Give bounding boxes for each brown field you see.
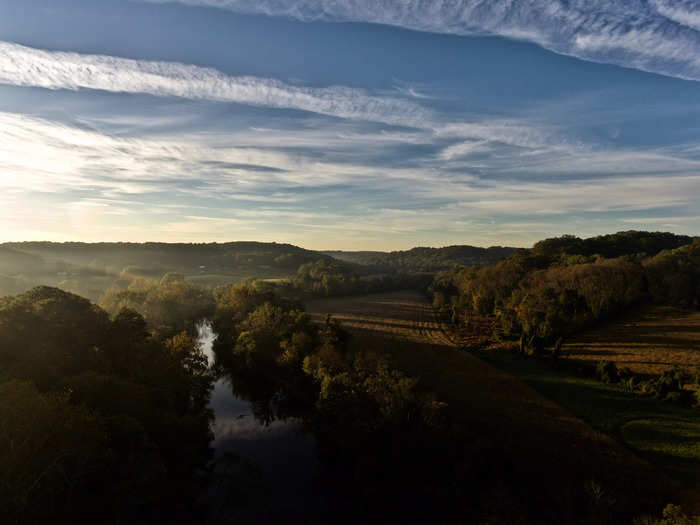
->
[306,290,455,345]
[564,306,700,375]
[305,291,698,516]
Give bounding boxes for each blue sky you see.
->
[1,0,700,250]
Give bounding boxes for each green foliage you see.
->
[299,319,446,436]
[432,231,698,344]
[644,240,700,308]
[634,504,700,525]
[596,360,620,383]
[636,366,696,406]
[515,258,646,340]
[0,287,214,524]
[0,273,32,296]
[0,381,112,524]
[211,291,454,518]
[0,241,348,301]
[0,286,110,387]
[211,280,302,359]
[553,336,564,357]
[290,258,362,296]
[159,271,186,285]
[100,277,215,336]
[235,303,315,366]
[3,240,332,277]
[479,350,700,491]
[325,244,514,272]
[533,231,693,260]
[286,258,436,299]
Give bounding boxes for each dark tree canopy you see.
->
[0,286,214,524]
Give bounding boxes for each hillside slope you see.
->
[4,241,333,277]
[324,245,515,272]
[305,291,693,520]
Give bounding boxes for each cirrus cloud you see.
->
[0,41,429,127]
[144,0,700,82]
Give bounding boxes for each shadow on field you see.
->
[305,291,694,519]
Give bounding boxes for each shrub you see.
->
[619,366,634,379]
[634,504,700,525]
[653,367,686,398]
[527,334,544,357]
[637,367,697,407]
[622,376,638,392]
[552,337,563,358]
[664,391,695,407]
[596,360,620,383]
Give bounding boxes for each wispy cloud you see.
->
[652,0,700,31]
[3,109,700,248]
[144,0,700,82]
[0,41,598,153]
[0,41,429,126]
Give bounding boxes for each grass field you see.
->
[563,306,700,375]
[185,273,290,287]
[185,274,245,287]
[479,351,700,491]
[305,291,697,517]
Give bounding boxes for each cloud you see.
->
[0,110,314,198]
[439,140,492,161]
[619,215,700,224]
[652,0,700,31]
[144,0,700,82]
[3,109,700,248]
[0,41,428,126]
[0,41,615,154]
[435,121,563,149]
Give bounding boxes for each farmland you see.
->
[306,290,452,345]
[461,304,700,497]
[482,349,700,492]
[305,290,696,517]
[563,306,700,375]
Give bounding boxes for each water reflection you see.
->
[197,320,311,444]
[196,321,320,520]
[197,320,217,366]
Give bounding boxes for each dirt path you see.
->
[306,290,696,516]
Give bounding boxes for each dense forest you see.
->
[0,286,214,523]
[325,244,515,272]
[431,231,699,343]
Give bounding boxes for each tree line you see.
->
[431,231,700,343]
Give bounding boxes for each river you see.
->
[197,322,322,521]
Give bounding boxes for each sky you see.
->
[1,0,700,250]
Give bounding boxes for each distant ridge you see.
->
[323,245,516,272]
[2,241,334,277]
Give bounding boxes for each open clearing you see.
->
[484,350,700,491]
[306,290,454,346]
[305,291,697,515]
[564,306,700,375]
